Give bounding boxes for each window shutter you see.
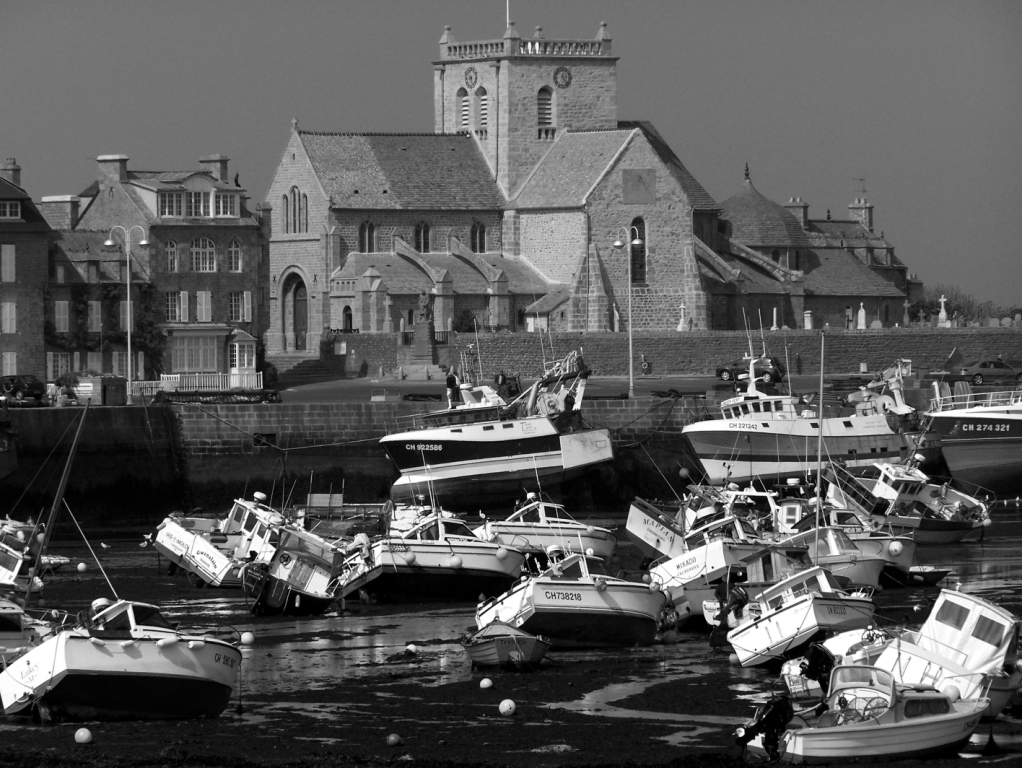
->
[47,352,53,381]
[199,291,211,322]
[73,352,80,372]
[244,291,252,322]
[181,291,189,322]
[1,244,14,281]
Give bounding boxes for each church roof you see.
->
[510,122,719,211]
[333,253,555,296]
[299,132,506,210]
[801,248,905,297]
[717,254,790,295]
[720,175,811,248]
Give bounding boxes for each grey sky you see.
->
[3,0,1019,306]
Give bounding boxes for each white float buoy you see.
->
[729,653,741,666]
[983,518,993,528]
[386,733,403,746]
[480,677,493,689]
[15,531,24,542]
[403,551,416,565]
[648,581,660,592]
[499,699,516,716]
[585,547,594,557]
[406,643,417,654]
[448,555,463,569]
[241,631,255,646]
[942,684,961,703]
[76,563,87,573]
[495,547,508,561]
[586,526,596,535]
[75,727,92,744]
[889,541,903,557]
[641,573,651,584]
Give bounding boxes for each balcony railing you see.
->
[131,372,264,398]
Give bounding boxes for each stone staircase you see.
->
[270,354,345,388]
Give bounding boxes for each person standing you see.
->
[446,368,459,409]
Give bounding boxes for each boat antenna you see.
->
[742,308,754,359]
[473,317,483,385]
[23,405,89,606]
[814,330,826,562]
[64,499,119,599]
[757,308,767,358]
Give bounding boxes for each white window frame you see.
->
[228,292,243,323]
[112,351,128,378]
[227,240,242,272]
[1,302,15,334]
[53,351,71,378]
[0,201,21,219]
[190,238,216,272]
[180,291,189,322]
[215,193,237,217]
[229,341,256,372]
[186,191,209,218]
[1,352,15,376]
[175,335,218,373]
[1,244,14,281]
[55,300,69,332]
[166,240,178,272]
[159,192,183,217]
[88,301,101,332]
[165,292,180,322]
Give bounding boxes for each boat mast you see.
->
[814,331,825,561]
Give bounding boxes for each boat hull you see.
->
[927,413,1022,496]
[625,499,686,561]
[242,567,336,616]
[875,514,985,544]
[462,631,551,668]
[481,524,617,559]
[153,518,242,587]
[0,632,240,721]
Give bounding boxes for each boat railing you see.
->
[930,387,1022,413]
[391,404,508,432]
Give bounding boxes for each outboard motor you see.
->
[800,642,837,696]
[735,695,794,759]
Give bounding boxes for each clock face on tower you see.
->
[553,66,572,89]
[465,67,478,88]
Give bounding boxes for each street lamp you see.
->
[612,227,643,399]
[104,226,149,404]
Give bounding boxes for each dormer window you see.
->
[0,201,21,219]
[186,192,210,218]
[159,193,182,217]
[215,192,237,217]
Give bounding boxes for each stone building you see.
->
[35,154,268,382]
[263,21,921,373]
[0,159,51,379]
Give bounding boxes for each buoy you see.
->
[499,699,516,716]
[405,643,417,654]
[585,548,594,557]
[75,728,92,744]
[36,533,44,544]
[661,630,679,644]
[480,678,493,689]
[943,685,961,702]
[495,547,508,561]
[594,578,608,593]
[889,541,903,557]
[403,551,416,565]
[648,581,660,592]
[448,555,463,569]
[983,518,993,527]
[386,733,403,746]
[586,526,596,535]
[241,631,255,645]
[641,573,651,584]
[76,563,87,573]
[729,653,741,666]
[15,531,24,542]
[679,467,690,479]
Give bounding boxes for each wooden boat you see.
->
[739,665,987,763]
[474,493,617,560]
[379,349,614,512]
[461,621,551,668]
[241,525,347,616]
[682,359,932,486]
[0,598,242,722]
[152,492,286,587]
[726,566,875,667]
[475,549,677,648]
[782,589,1022,719]
[335,511,526,602]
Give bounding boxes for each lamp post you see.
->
[612,227,643,399]
[104,226,149,404]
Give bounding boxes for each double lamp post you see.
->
[103,225,149,404]
[612,227,643,399]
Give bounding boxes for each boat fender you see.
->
[157,637,180,648]
[188,640,205,650]
[89,637,106,646]
[942,685,961,703]
[594,578,608,593]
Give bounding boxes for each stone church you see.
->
[263,21,916,367]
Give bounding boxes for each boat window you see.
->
[0,548,20,573]
[0,612,22,632]
[829,528,860,553]
[972,615,1007,647]
[820,570,844,590]
[904,698,951,718]
[132,604,176,630]
[442,520,476,538]
[243,514,257,533]
[255,523,266,541]
[419,523,439,541]
[740,405,750,415]
[935,598,970,630]
[96,606,132,631]
[761,554,774,582]
[555,561,584,580]
[751,402,761,413]
[521,508,541,523]
[585,557,610,576]
[548,507,573,521]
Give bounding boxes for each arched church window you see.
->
[281,195,289,234]
[537,87,554,139]
[457,88,470,130]
[302,193,308,233]
[475,88,488,136]
[290,187,300,234]
[771,249,780,263]
[630,217,646,283]
[471,222,486,253]
[359,222,376,253]
[415,222,431,253]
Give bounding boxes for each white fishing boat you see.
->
[782,589,1022,719]
[0,538,44,595]
[682,358,931,486]
[738,665,986,763]
[240,525,347,616]
[475,548,679,648]
[461,621,551,668]
[829,461,990,544]
[775,528,885,590]
[0,597,243,722]
[152,492,287,587]
[926,383,1022,497]
[380,349,614,512]
[474,493,617,560]
[625,486,727,561]
[726,566,876,667]
[336,512,526,602]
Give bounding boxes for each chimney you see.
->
[785,197,809,230]
[199,154,229,182]
[39,196,81,229]
[1,158,21,187]
[97,154,129,185]
[848,197,874,232]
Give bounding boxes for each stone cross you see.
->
[676,303,686,332]
[856,302,866,330]
[903,298,911,327]
[938,294,948,327]
[383,293,394,333]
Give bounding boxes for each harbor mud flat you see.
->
[6,515,1022,768]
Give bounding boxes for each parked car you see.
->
[715,356,786,383]
[0,374,47,401]
[944,359,1022,386]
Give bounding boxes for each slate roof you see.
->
[300,132,506,210]
[806,219,906,268]
[50,230,139,283]
[333,253,555,296]
[718,254,790,295]
[511,130,634,208]
[525,288,570,314]
[0,177,51,230]
[800,248,905,297]
[620,121,719,212]
[720,177,810,248]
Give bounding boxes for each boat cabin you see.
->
[543,552,612,581]
[783,528,864,563]
[88,599,178,639]
[756,566,845,611]
[403,515,481,543]
[868,463,928,502]
[506,496,578,526]
[275,527,345,572]
[818,666,896,726]
[684,516,761,549]
[913,590,1019,677]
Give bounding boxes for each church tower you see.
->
[434,21,618,196]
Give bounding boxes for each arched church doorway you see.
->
[343,305,353,331]
[282,273,309,351]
